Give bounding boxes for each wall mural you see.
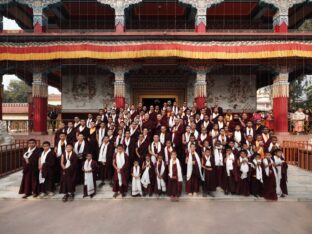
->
[207,75,257,111]
[62,74,114,112]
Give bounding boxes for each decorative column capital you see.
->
[272,71,289,98]
[32,72,48,98]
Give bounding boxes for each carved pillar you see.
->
[115,14,125,33]
[32,71,48,133]
[273,12,288,33]
[33,13,47,33]
[272,67,289,133]
[194,68,207,109]
[0,75,3,120]
[195,14,206,33]
[112,67,126,108]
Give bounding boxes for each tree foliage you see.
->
[3,80,31,103]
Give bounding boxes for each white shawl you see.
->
[156,160,166,191]
[252,159,263,183]
[164,146,173,165]
[74,141,85,156]
[132,166,142,196]
[98,143,108,163]
[57,140,67,157]
[214,147,223,166]
[98,128,106,144]
[169,158,183,182]
[186,152,203,181]
[23,147,36,159]
[84,159,95,195]
[124,137,131,156]
[205,155,212,167]
[273,156,283,195]
[160,133,166,145]
[141,162,151,188]
[116,152,125,186]
[39,149,51,184]
[150,142,162,164]
[240,162,249,180]
[225,153,235,176]
[65,151,72,169]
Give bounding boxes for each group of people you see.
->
[19,101,288,202]
[291,108,312,134]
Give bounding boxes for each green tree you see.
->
[289,78,304,112]
[3,80,31,103]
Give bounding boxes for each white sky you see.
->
[2,17,61,95]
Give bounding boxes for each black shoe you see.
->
[113,192,118,198]
[280,194,286,198]
[90,194,95,198]
[99,182,105,187]
[224,191,229,195]
[83,195,87,198]
[22,194,30,199]
[62,195,68,202]
[149,193,153,197]
[68,194,74,201]
[122,193,126,197]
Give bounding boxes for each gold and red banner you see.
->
[0,41,312,61]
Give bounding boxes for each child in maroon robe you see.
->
[202,148,216,197]
[167,151,183,201]
[223,147,237,195]
[262,152,278,201]
[250,153,263,197]
[185,144,203,196]
[38,141,56,197]
[59,144,78,202]
[141,154,156,197]
[19,139,41,198]
[273,149,288,198]
[155,154,167,196]
[112,145,129,198]
[237,158,250,196]
[98,136,115,186]
[83,153,97,198]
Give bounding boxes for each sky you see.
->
[2,17,61,95]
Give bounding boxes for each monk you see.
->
[185,144,203,196]
[250,153,263,197]
[273,149,288,198]
[74,133,89,185]
[167,151,183,201]
[82,153,97,198]
[223,147,237,195]
[262,152,278,201]
[237,158,250,196]
[98,136,115,186]
[19,139,41,198]
[141,154,155,197]
[155,154,167,196]
[54,132,67,184]
[112,145,129,198]
[38,141,56,197]
[131,160,142,197]
[202,148,216,197]
[213,140,224,189]
[59,144,78,202]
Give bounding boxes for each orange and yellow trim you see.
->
[0,41,312,61]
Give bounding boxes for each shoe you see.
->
[83,195,87,198]
[90,194,95,198]
[149,193,153,197]
[113,192,118,198]
[22,194,29,199]
[122,193,126,198]
[280,194,286,198]
[224,191,229,195]
[209,192,215,198]
[99,182,105,187]
[62,195,68,202]
[32,194,38,198]
[68,194,74,201]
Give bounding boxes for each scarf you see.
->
[98,128,106,144]
[246,127,253,137]
[252,159,263,183]
[124,137,131,155]
[156,160,166,191]
[205,155,211,167]
[218,121,224,129]
[116,152,125,186]
[74,140,85,157]
[186,152,203,181]
[150,142,161,164]
[164,146,173,165]
[67,127,73,135]
[39,149,51,184]
[65,151,72,169]
[130,126,138,136]
[184,132,191,143]
[240,162,249,180]
[79,125,85,133]
[225,153,235,176]
[98,143,108,163]
[262,133,269,143]
[268,143,280,153]
[273,156,283,195]
[57,140,67,157]
[132,166,142,195]
[200,133,207,142]
[23,147,36,159]
[84,159,95,195]
[214,147,223,166]
[115,135,124,147]
[169,158,183,182]
[141,161,151,188]
[160,133,166,145]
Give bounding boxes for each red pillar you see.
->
[272,72,289,133]
[273,97,289,132]
[195,97,206,110]
[273,15,288,33]
[0,82,3,120]
[33,15,46,33]
[195,15,206,33]
[32,73,48,134]
[115,97,125,109]
[115,15,125,33]
[32,97,48,133]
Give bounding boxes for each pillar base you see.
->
[34,23,46,33]
[273,97,289,133]
[32,97,47,133]
[274,22,288,33]
[115,97,125,109]
[195,97,206,110]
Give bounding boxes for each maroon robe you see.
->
[142,161,156,195]
[39,150,56,193]
[223,156,238,194]
[202,155,216,193]
[262,159,278,201]
[167,162,182,197]
[185,154,201,194]
[19,147,41,196]
[59,152,78,194]
[135,139,149,165]
[250,162,263,197]
[97,142,115,181]
[112,153,129,193]
[237,164,251,196]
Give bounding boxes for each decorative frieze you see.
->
[272,73,289,98]
[32,73,48,98]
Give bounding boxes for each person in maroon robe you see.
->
[262,152,278,201]
[87,121,99,161]
[123,130,135,180]
[54,132,67,185]
[237,158,250,196]
[141,113,155,138]
[273,149,288,198]
[74,134,89,185]
[250,153,263,197]
[112,145,129,198]
[38,141,56,197]
[82,153,97,198]
[76,119,90,139]
[185,144,203,196]
[98,136,115,186]
[54,122,66,147]
[19,139,41,198]
[66,121,76,145]
[155,154,167,196]
[213,140,224,189]
[141,154,156,197]
[167,151,183,201]
[223,147,237,195]
[59,144,78,202]
[135,133,149,165]
[202,148,216,197]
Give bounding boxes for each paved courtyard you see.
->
[0,200,311,234]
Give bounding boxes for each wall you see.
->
[62,73,114,113]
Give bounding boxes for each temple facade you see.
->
[0,0,312,134]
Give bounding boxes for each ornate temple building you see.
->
[0,0,312,134]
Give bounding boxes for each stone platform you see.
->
[0,165,311,202]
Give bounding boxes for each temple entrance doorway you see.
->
[142,97,176,107]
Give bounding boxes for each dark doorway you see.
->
[142,98,176,108]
